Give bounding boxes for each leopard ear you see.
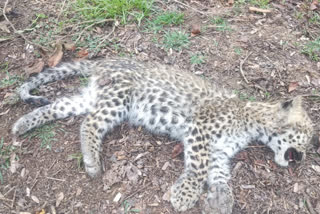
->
[281,96,302,110]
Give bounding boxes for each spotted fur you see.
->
[12,58,314,214]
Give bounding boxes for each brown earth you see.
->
[0,0,320,214]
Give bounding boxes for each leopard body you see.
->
[12,58,314,214]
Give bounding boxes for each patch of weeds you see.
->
[68,153,83,169]
[211,17,231,32]
[31,13,48,27]
[0,137,17,184]
[26,124,61,150]
[123,200,140,214]
[190,54,205,65]
[74,34,109,54]
[250,0,269,9]
[0,62,21,88]
[233,90,256,101]
[145,11,185,33]
[302,37,320,61]
[73,0,153,25]
[309,12,320,24]
[234,47,243,55]
[163,31,189,50]
[233,0,247,14]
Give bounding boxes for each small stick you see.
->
[123,183,151,201]
[249,7,272,13]
[172,0,211,15]
[11,189,16,208]
[3,0,51,51]
[303,192,317,214]
[46,176,66,182]
[239,52,252,84]
[0,197,13,202]
[30,172,40,192]
[57,0,67,21]
[75,19,114,44]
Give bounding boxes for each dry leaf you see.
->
[310,0,318,10]
[191,24,201,37]
[31,195,40,203]
[76,187,82,197]
[56,192,64,207]
[171,143,184,158]
[113,192,122,203]
[25,59,45,76]
[63,42,76,51]
[311,165,320,173]
[48,43,63,67]
[228,0,234,6]
[288,82,299,93]
[26,187,30,197]
[77,49,89,58]
[9,153,19,173]
[0,21,10,33]
[36,209,46,214]
[162,189,171,201]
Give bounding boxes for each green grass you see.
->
[233,90,256,101]
[26,124,60,150]
[302,37,320,61]
[163,31,189,50]
[309,12,320,24]
[190,54,205,65]
[123,200,140,214]
[211,17,231,32]
[0,138,17,184]
[234,47,243,55]
[249,0,269,8]
[68,153,83,169]
[0,63,21,88]
[145,11,185,33]
[73,0,153,24]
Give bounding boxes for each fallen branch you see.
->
[249,7,272,13]
[3,0,52,51]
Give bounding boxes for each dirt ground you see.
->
[0,0,320,214]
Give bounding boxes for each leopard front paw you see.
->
[82,155,101,177]
[203,183,234,214]
[170,175,201,211]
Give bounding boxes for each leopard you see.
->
[12,58,314,214]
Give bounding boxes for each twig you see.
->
[30,171,40,192]
[45,176,66,182]
[75,19,114,44]
[11,189,16,208]
[249,7,272,14]
[94,24,116,53]
[57,0,67,21]
[172,0,211,16]
[239,52,252,84]
[3,0,51,51]
[0,197,13,202]
[303,192,317,214]
[123,183,152,201]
